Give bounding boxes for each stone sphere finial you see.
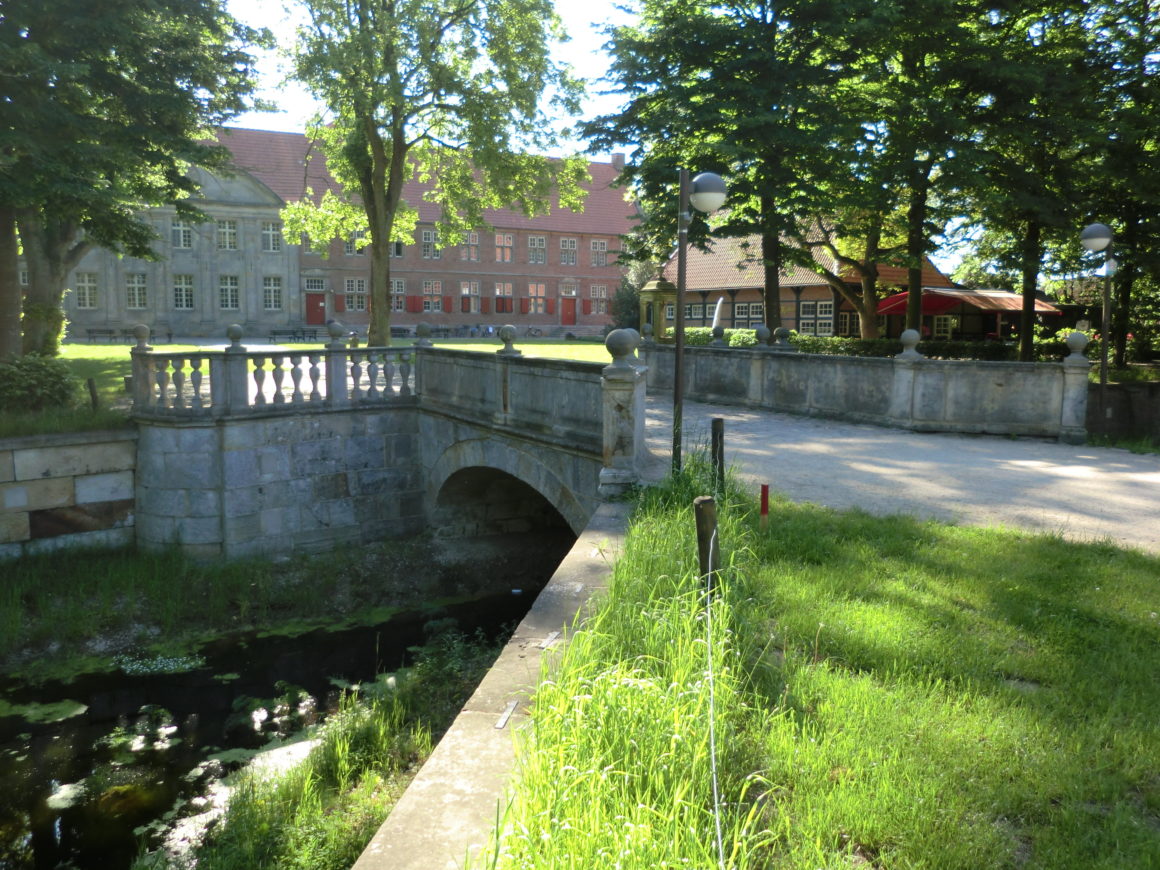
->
[225,323,244,352]
[326,320,346,341]
[754,324,771,346]
[132,324,151,351]
[711,324,727,347]
[497,324,521,357]
[897,328,923,359]
[415,322,433,348]
[604,327,639,369]
[640,322,655,347]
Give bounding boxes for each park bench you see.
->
[268,328,305,343]
[85,328,117,343]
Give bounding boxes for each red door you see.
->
[561,297,577,326]
[305,293,326,325]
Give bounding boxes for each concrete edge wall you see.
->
[0,429,137,560]
[351,499,632,870]
[643,344,1086,440]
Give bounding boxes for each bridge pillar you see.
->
[600,329,647,497]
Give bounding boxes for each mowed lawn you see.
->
[481,466,1160,869]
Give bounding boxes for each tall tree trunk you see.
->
[0,207,21,358]
[1017,218,1042,363]
[18,211,75,356]
[858,224,882,338]
[760,193,782,330]
[1113,215,1139,369]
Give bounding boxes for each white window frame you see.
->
[460,232,479,261]
[344,277,367,311]
[591,238,608,266]
[173,274,195,310]
[528,282,546,314]
[263,276,283,311]
[75,273,99,309]
[261,221,283,253]
[126,273,148,310]
[560,237,577,266]
[495,232,513,263]
[422,279,442,313]
[421,229,441,260]
[217,220,238,251]
[218,275,240,310]
[528,235,546,265]
[305,277,326,293]
[171,219,193,249]
[391,278,406,312]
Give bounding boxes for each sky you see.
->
[224,0,633,157]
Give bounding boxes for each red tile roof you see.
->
[663,232,954,291]
[213,127,636,234]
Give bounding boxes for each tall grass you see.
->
[480,464,1160,869]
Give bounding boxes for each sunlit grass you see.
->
[480,464,1160,869]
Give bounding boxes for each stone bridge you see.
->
[129,325,646,560]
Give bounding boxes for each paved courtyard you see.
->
[645,398,1160,555]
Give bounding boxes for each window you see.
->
[528,235,546,264]
[263,276,283,310]
[389,240,404,258]
[344,230,366,256]
[495,233,513,262]
[750,302,765,325]
[495,282,513,314]
[173,274,195,310]
[422,279,442,312]
[217,220,237,251]
[560,237,577,266]
[591,238,608,267]
[816,301,834,336]
[734,303,750,322]
[126,273,148,310]
[75,273,98,309]
[19,270,29,286]
[219,275,240,310]
[528,282,546,314]
[421,229,440,260]
[262,221,283,252]
[560,284,577,297]
[838,311,859,336]
[460,280,481,313]
[590,284,608,315]
[391,278,406,312]
[305,277,326,293]
[172,219,193,249]
[934,315,958,340]
[664,302,675,321]
[460,232,479,261]
[344,277,367,311]
[684,304,700,320]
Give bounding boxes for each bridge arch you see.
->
[426,437,590,536]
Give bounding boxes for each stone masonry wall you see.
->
[0,430,137,560]
[136,406,424,560]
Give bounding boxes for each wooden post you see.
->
[694,495,719,593]
[86,377,99,410]
[711,417,724,495]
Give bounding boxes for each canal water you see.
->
[0,587,542,869]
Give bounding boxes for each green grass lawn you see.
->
[480,463,1160,869]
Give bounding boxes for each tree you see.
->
[584,0,868,331]
[283,0,586,346]
[0,0,267,356]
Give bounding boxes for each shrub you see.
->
[0,354,80,412]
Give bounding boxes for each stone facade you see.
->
[0,430,137,559]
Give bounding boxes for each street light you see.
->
[673,169,727,472]
[1080,222,1115,421]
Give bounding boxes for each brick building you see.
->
[49,128,636,341]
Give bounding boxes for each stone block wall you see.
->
[0,430,137,559]
[136,406,424,560]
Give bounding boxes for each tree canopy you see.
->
[0,0,267,356]
[283,0,588,345]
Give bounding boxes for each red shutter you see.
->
[547,298,555,315]
[461,296,470,313]
[582,299,592,316]
[334,295,346,313]
[482,297,491,314]
[443,295,453,313]
[520,298,529,314]
[406,295,423,313]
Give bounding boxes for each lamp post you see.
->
[673,169,727,472]
[1080,222,1115,422]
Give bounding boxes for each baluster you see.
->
[290,354,304,403]
[399,352,412,397]
[171,358,186,410]
[272,355,287,404]
[366,353,380,400]
[154,358,170,409]
[189,357,204,409]
[252,356,267,406]
[349,353,364,401]
[308,353,322,402]
[383,353,396,396]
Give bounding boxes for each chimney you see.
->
[611,152,626,172]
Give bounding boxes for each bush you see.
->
[0,354,80,412]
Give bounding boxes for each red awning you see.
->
[877,289,1062,316]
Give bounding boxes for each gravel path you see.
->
[644,397,1160,555]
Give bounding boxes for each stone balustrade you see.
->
[130,322,417,419]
